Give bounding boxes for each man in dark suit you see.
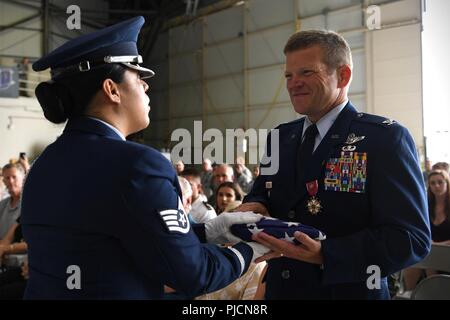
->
[21,16,268,299]
[238,30,431,299]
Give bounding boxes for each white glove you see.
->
[205,211,263,244]
[247,242,271,262]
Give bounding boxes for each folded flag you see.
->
[230,217,326,244]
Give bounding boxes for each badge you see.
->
[342,145,356,151]
[306,180,322,215]
[345,133,365,144]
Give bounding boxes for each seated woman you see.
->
[215,182,245,215]
[402,169,450,291]
[0,218,28,299]
[195,182,266,300]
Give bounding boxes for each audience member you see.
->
[234,157,253,193]
[173,160,185,175]
[215,182,244,215]
[0,219,27,299]
[208,164,234,207]
[403,169,450,290]
[181,168,216,223]
[432,161,449,173]
[0,163,24,239]
[200,158,214,198]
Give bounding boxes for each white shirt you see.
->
[88,117,126,141]
[190,194,217,223]
[302,99,348,152]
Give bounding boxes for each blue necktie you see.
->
[297,124,318,182]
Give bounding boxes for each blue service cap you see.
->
[32,16,154,79]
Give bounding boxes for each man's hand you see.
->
[234,202,269,216]
[0,244,7,265]
[205,212,263,244]
[252,231,324,265]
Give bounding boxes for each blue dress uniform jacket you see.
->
[244,102,431,299]
[21,117,253,299]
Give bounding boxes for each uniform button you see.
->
[288,210,295,219]
[281,270,290,279]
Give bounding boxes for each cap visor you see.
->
[121,62,155,79]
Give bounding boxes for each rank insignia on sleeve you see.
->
[159,198,191,234]
[382,119,396,126]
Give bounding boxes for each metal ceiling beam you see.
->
[0,12,41,33]
[0,25,41,32]
[42,0,49,55]
[0,0,40,11]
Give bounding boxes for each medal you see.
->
[306,180,322,215]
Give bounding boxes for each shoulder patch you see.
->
[354,113,398,128]
[158,198,191,234]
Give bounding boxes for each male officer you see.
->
[238,30,431,299]
[21,16,268,299]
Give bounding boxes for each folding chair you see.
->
[411,274,450,300]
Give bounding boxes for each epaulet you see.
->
[353,112,398,128]
[275,117,304,129]
[202,201,214,210]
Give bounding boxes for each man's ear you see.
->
[337,64,352,88]
[102,79,121,104]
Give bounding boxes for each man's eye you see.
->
[302,70,314,76]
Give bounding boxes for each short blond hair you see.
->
[284,29,353,70]
[2,162,25,175]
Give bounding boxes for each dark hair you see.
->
[35,64,126,124]
[216,182,244,202]
[427,170,450,222]
[284,30,352,70]
[431,162,449,172]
